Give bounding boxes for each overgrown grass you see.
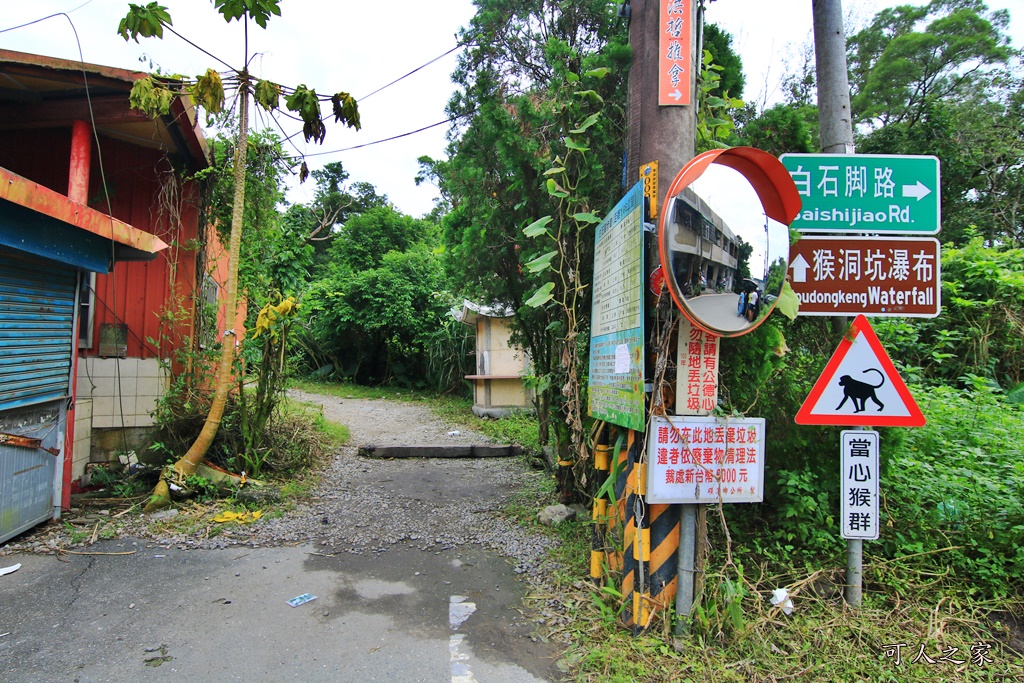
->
[882,385,1024,599]
[289,377,431,402]
[281,396,350,450]
[541,509,1024,682]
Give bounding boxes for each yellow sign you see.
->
[640,161,658,219]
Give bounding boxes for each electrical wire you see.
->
[275,42,467,150]
[65,14,133,447]
[0,1,94,34]
[357,43,464,101]
[290,119,451,159]
[9,9,462,195]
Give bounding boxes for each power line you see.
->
[275,42,468,150]
[0,1,94,34]
[290,119,451,159]
[358,43,464,101]
[276,45,472,158]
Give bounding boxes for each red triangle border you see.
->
[795,315,926,427]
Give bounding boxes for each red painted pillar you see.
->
[62,119,92,512]
[68,120,92,204]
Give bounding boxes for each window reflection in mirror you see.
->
[662,164,790,336]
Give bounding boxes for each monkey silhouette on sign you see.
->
[836,368,885,413]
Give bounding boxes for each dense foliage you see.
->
[885,384,1024,598]
[432,0,632,449]
[301,211,452,385]
[151,0,1024,609]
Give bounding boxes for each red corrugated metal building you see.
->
[0,50,240,533]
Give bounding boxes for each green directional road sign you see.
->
[781,154,940,234]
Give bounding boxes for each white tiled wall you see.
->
[72,398,92,479]
[78,357,169,429]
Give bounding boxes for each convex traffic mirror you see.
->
[658,147,802,337]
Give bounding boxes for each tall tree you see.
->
[737,103,815,156]
[858,96,1024,247]
[437,0,629,449]
[301,205,447,384]
[847,0,1015,127]
[848,1,1022,247]
[288,162,391,272]
[703,22,744,100]
[117,0,360,510]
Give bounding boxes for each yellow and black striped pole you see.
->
[614,430,641,631]
[646,502,681,619]
[590,441,612,583]
[605,428,682,634]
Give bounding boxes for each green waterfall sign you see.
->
[781,154,940,234]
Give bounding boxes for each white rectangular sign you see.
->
[840,430,880,540]
[647,415,765,503]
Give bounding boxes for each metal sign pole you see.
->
[845,425,870,607]
[840,426,879,607]
[845,423,869,607]
[846,538,863,607]
[674,503,697,635]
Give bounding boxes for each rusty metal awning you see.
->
[0,166,167,273]
[0,49,209,172]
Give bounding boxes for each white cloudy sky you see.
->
[1,1,1021,218]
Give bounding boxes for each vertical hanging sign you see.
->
[675,318,719,415]
[840,430,880,540]
[659,0,692,106]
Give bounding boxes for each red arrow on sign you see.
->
[795,315,925,427]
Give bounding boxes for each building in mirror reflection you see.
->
[668,187,751,296]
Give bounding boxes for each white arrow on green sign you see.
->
[781,154,940,234]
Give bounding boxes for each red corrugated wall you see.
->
[0,127,214,362]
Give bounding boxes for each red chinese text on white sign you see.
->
[646,415,765,504]
[676,319,719,415]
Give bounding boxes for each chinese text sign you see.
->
[647,415,765,504]
[841,430,880,540]
[659,0,691,106]
[781,154,940,234]
[675,319,719,415]
[588,182,645,432]
[789,236,941,317]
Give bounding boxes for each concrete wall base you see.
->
[471,406,534,419]
[90,426,155,463]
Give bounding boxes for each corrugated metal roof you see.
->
[0,49,209,171]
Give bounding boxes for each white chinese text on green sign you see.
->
[781,154,940,234]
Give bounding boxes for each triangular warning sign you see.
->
[795,315,925,427]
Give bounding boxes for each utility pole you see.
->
[623,0,700,635]
[625,0,698,194]
[813,0,855,155]
[812,0,860,608]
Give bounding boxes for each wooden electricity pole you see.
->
[625,0,698,199]
[623,0,701,636]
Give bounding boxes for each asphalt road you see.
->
[0,538,558,682]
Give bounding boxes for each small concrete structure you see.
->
[453,301,533,418]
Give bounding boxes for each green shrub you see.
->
[882,384,1024,598]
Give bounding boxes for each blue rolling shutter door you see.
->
[0,248,77,411]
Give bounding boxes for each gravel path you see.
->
[2,392,563,585]
[249,390,559,578]
[289,389,494,446]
